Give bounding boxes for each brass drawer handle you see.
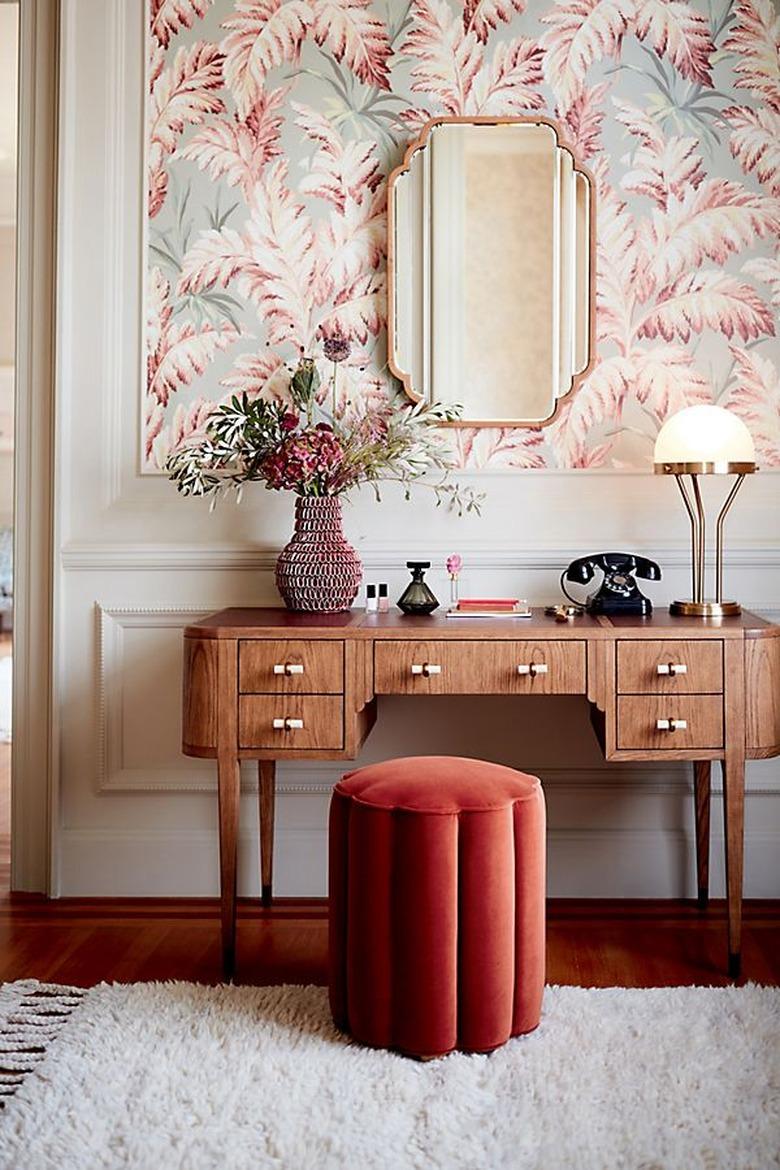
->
[411,663,442,677]
[518,663,548,676]
[656,718,688,732]
[272,717,305,731]
[273,663,305,675]
[657,663,688,676]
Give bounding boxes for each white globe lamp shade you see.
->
[654,405,756,472]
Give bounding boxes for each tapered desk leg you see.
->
[693,761,711,909]
[722,754,745,979]
[259,761,276,907]
[217,753,240,981]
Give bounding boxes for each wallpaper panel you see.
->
[145,0,780,471]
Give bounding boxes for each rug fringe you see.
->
[0,980,88,1105]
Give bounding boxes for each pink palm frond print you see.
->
[151,0,214,49]
[476,37,545,113]
[178,86,288,199]
[148,41,225,218]
[561,81,608,158]
[724,106,780,196]
[721,344,780,465]
[402,0,483,115]
[464,0,527,44]
[221,0,312,120]
[631,0,714,86]
[638,271,775,344]
[310,0,392,89]
[541,0,632,112]
[145,0,780,473]
[723,0,780,112]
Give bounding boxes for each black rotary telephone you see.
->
[562,553,661,616]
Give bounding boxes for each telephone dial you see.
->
[562,553,662,616]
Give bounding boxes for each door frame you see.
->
[12,0,60,893]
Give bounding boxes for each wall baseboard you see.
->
[57,824,780,900]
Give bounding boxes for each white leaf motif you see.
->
[638,271,775,343]
[221,0,313,121]
[631,0,713,86]
[402,0,483,116]
[541,0,635,112]
[464,0,527,44]
[724,106,780,196]
[150,0,214,49]
[221,351,290,399]
[310,0,391,89]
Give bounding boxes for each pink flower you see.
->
[261,426,345,494]
[281,411,299,433]
[447,554,463,576]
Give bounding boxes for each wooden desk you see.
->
[182,608,780,979]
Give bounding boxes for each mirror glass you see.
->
[389,119,594,426]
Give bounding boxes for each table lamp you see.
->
[653,404,757,617]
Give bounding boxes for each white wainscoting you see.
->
[49,0,780,899]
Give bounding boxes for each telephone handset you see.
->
[562,553,661,616]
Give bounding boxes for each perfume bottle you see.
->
[446,553,462,609]
[397,562,439,615]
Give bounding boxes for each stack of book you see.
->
[446,598,531,619]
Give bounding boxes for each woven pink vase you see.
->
[276,496,362,613]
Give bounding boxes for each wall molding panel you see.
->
[96,604,212,792]
[63,543,780,574]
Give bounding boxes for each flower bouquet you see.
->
[165,338,482,612]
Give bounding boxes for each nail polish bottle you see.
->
[365,584,378,612]
[378,583,389,613]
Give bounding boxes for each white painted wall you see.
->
[52,0,780,899]
[0,4,17,528]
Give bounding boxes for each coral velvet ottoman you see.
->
[328,756,546,1059]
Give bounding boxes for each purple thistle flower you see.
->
[322,333,352,364]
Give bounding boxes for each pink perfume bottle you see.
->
[447,554,462,609]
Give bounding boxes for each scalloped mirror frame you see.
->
[387,116,597,429]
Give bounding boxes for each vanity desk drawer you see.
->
[617,695,723,750]
[374,640,586,695]
[238,695,344,750]
[239,640,344,694]
[617,640,723,694]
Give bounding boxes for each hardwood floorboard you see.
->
[0,895,777,989]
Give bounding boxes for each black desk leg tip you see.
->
[697,887,709,910]
[223,949,236,984]
[728,951,741,980]
[261,884,272,908]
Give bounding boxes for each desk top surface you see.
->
[186,607,778,640]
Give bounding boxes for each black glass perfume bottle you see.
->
[397,562,439,615]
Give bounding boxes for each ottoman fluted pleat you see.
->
[328,756,546,1059]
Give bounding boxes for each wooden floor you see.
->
[1,895,778,989]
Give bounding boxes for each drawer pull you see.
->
[517,663,548,676]
[656,718,688,732]
[410,663,442,677]
[272,717,305,731]
[657,663,688,676]
[273,663,305,676]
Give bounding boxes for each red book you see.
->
[457,598,518,610]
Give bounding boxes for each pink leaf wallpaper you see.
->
[145,0,780,471]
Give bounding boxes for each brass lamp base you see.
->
[670,599,742,618]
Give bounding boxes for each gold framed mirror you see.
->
[387,117,596,427]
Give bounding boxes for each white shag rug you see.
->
[0,981,777,1170]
